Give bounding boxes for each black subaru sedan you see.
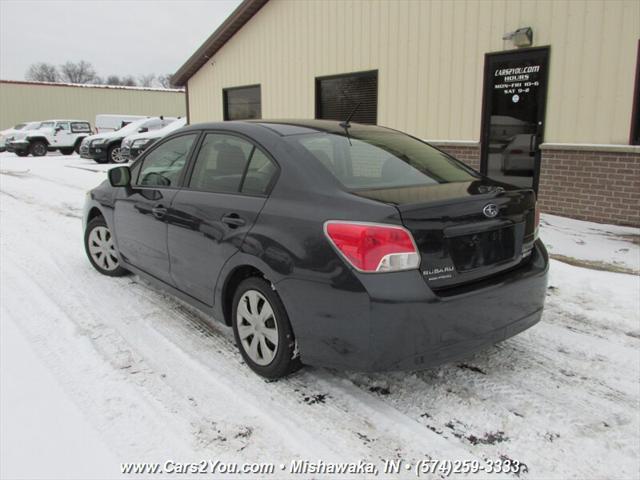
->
[83,120,548,379]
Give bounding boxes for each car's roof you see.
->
[44,119,90,123]
[182,119,388,137]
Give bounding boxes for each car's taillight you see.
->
[324,221,420,273]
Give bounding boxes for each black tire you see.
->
[232,277,302,379]
[108,144,125,163]
[30,140,47,157]
[84,216,129,277]
[60,148,74,155]
[15,151,28,157]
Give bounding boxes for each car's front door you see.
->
[52,122,72,147]
[167,132,278,305]
[113,133,199,283]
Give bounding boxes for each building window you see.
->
[631,40,640,145]
[223,85,261,121]
[316,70,378,125]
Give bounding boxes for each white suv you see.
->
[6,119,92,157]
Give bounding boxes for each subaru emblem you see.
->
[483,203,499,218]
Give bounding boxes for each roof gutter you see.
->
[172,0,269,87]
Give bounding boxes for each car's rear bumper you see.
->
[275,240,549,371]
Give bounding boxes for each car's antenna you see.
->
[339,102,361,129]
[339,102,361,146]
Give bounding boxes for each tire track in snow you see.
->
[1,191,482,477]
[2,155,638,478]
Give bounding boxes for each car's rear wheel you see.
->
[108,144,125,163]
[59,147,74,155]
[84,217,128,277]
[30,140,47,157]
[232,277,301,379]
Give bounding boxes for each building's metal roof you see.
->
[172,0,269,87]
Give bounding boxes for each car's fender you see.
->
[26,135,50,145]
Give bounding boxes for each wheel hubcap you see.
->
[87,226,119,271]
[237,290,278,366]
[111,147,123,163]
[34,144,45,156]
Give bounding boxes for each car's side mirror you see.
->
[108,166,131,187]
[138,127,148,133]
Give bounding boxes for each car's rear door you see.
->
[166,131,278,306]
[113,132,199,284]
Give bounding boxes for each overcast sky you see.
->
[0,0,242,82]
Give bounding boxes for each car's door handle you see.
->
[221,213,245,228]
[152,205,167,219]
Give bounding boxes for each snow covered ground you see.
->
[540,213,639,274]
[1,153,639,480]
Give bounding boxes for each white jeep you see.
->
[6,119,92,157]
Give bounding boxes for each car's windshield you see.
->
[117,118,152,135]
[24,123,42,131]
[39,122,54,129]
[14,123,26,130]
[293,130,478,190]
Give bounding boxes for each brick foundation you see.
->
[431,141,640,228]
[538,146,640,227]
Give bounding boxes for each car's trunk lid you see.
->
[353,180,537,291]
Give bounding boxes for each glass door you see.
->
[480,47,549,191]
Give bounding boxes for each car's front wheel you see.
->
[84,217,128,276]
[232,277,301,379]
[30,140,47,157]
[108,144,125,163]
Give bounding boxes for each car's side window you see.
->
[71,122,91,133]
[56,122,70,131]
[240,148,277,195]
[188,133,254,193]
[136,134,197,187]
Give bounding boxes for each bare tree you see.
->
[26,62,59,82]
[105,75,123,86]
[121,76,137,87]
[59,60,97,84]
[138,74,156,87]
[25,59,163,88]
[157,73,174,89]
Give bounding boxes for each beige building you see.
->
[0,80,186,131]
[174,0,640,226]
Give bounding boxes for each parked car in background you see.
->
[6,119,92,157]
[86,117,176,164]
[0,121,40,152]
[79,135,92,159]
[501,133,536,174]
[95,114,147,133]
[83,119,548,379]
[121,118,187,162]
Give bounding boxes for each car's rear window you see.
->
[293,130,477,189]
